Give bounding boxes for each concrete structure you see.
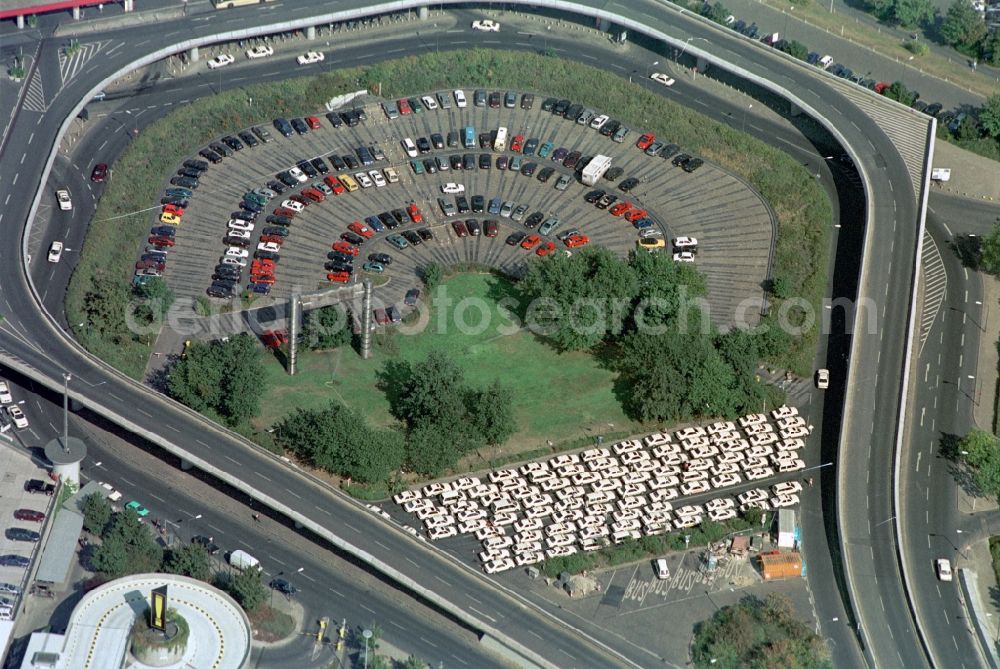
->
[18,573,251,669]
[777,508,796,549]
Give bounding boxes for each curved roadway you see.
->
[0,1,930,667]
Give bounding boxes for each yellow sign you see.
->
[150,586,168,631]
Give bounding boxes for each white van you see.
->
[228,549,261,571]
[494,126,508,152]
[653,558,670,579]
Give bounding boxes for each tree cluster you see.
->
[866,0,934,28]
[958,429,1000,498]
[301,304,353,351]
[691,593,832,668]
[977,218,1000,276]
[388,351,516,476]
[517,248,783,424]
[82,493,267,612]
[275,403,406,483]
[167,333,264,426]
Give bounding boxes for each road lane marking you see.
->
[253,471,271,482]
[388,620,405,629]
[166,424,179,432]
[374,540,391,550]
[467,606,496,622]
[344,522,360,532]
[420,636,438,648]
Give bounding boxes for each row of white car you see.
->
[0,380,29,430]
[474,480,805,574]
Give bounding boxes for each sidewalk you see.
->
[932,142,1000,204]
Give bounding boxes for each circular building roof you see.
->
[58,572,251,669]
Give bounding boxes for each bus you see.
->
[463,126,475,149]
[493,127,508,152]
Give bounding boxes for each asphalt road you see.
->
[0,373,504,669]
[0,2,933,667]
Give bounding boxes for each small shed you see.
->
[759,551,803,580]
[777,509,796,548]
[730,535,749,556]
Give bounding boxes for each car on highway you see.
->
[472,19,500,31]
[297,51,325,65]
[0,382,10,404]
[55,189,72,211]
[245,45,273,59]
[650,72,676,86]
[90,163,109,182]
[191,535,220,554]
[936,558,953,582]
[816,369,830,389]
[125,500,150,517]
[47,241,63,263]
[207,54,235,69]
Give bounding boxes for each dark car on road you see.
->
[90,164,109,182]
[191,535,220,555]
[270,578,297,595]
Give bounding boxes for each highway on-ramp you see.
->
[0,1,932,667]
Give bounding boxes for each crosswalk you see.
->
[58,40,111,86]
[918,230,946,357]
[22,68,46,113]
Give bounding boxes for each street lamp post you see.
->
[61,372,71,452]
[362,628,373,669]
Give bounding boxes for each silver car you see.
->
[539,217,561,235]
[512,204,529,222]
[500,201,515,218]
[555,174,572,191]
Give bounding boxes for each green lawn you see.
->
[255,273,640,449]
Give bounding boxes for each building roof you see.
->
[33,508,82,585]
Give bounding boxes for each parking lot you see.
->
[0,442,55,621]
[389,405,812,574]
[156,89,774,327]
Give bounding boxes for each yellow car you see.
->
[159,211,181,225]
[637,237,665,250]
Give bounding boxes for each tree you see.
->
[978,219,1000,275]
[228,568,266,612]
[407,424,462,477]
[81,492,112,536]
[979,94,1000,140]
[276,403,404,483]
[702,1,732,24]
[960,429,1000,497]
[167,334,264,426]
[163,543,212,581]
[84,271,132,342]
[302,305,352,350]
[90,508,163,578]
[691,594,832,668]
[134,277,175,321]
[883,81,917,106]
[422,262,443,292]
[401,656,427,669]
[956,114,981,141]
[888,0,934,26]
[985,30,1000,67]
[940,0,987,53]
[393,351,469,429]
[467,379,516,447]
[778,39,810,61]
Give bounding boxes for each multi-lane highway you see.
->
[0,1,940,667]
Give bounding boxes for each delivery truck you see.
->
[228,549,262,571]
[581,154,613,186]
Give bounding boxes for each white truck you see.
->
[228,549,262,571]
[581,154,613,187]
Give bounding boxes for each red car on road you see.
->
[90,163,109,182]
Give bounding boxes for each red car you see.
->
[135,259,166,271]
[90,163,109,182]
[328,271,351,283]
[290,194,311,207]
[14,509,45,522]
[348,221,374,238]
[397,98,412,114]
[331,241,359,256]
[407,203,423,223]
[302,187,325,203]
[273,207,297,218]
[451,220,468,238]
[163,203,185,216]
[511,134,525,152]
[536,241,556,257]
[324,175,346,194]
[484,220,498,238]
[520,234,540,250]
[636,134,655,150]
[305,116,321,130]
[625,208,649,223]
[564,234,590,248]
[252,274,277,284]
[609,201,632,217]
[259,234,284,245]
[148,236,175,247]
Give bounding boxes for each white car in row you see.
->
[207,54,235,69]
[650,72,676,87]
[245,45,274,59]
[297,51,325,65]
[441,182,465,194]
[56,189,72,211]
